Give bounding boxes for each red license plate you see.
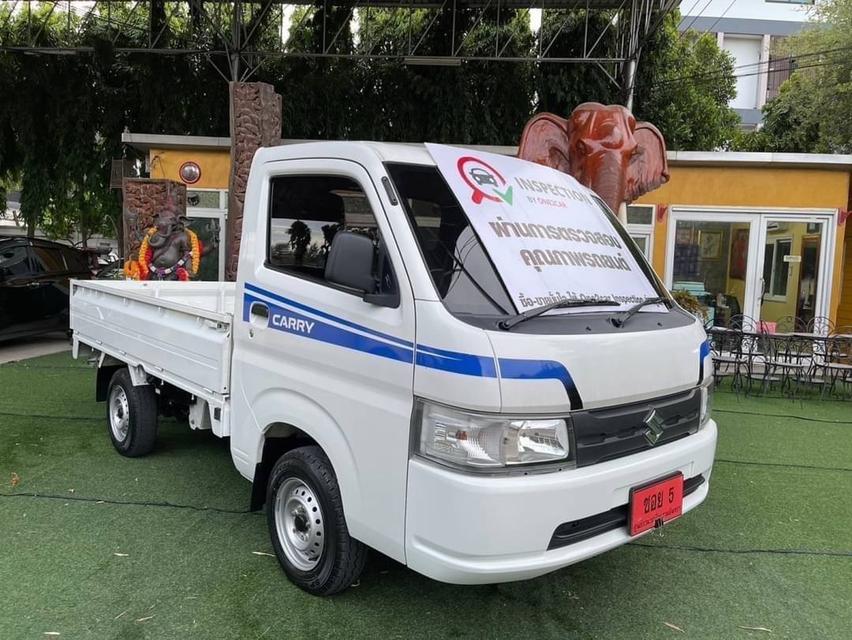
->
[629,473,684,536]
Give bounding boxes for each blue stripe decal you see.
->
[498,358,583,409]
[245,293,414,364]
[243,284,583,406]
[415,348,498,378]
[244,282,414,349]
[699,339,710,381]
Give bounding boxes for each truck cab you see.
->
[71,141,716,596]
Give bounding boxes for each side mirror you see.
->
[324,231,398,308]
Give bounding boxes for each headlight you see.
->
[699,378,713,428]
[415,400,571,469]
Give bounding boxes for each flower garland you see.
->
[125,260,143,280]
[133,227,202,281]
[187,229,201,276]
[137,228,154,279]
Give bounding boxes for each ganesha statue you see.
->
[125,203,216,281]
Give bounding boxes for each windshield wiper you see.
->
[609,296,672,328]
[499,298,620,330]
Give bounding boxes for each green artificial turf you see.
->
[0,352,850,639]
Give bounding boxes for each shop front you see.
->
[636,152,851,330]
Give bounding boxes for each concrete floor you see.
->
[0,332,71,364]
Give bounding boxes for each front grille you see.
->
[571,389,701,468]
[547,474,706,550]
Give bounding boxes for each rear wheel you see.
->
[266,446,367,595]
[106,368,158,457]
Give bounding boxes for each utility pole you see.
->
[623,54,639,112]
[230,0,242,80]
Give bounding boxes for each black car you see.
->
[0,236,91,342]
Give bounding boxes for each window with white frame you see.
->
[186,189,228,281]
[763,237,792,299]
[626,204,655,261]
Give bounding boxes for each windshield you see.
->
[387,161,664,319]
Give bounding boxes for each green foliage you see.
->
[0,4,739,246]
[671,288,708,321]
[633,15,740,151]
[737,0,852,153]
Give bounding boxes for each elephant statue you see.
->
[517,102,669,215]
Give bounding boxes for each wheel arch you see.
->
[246,391,361,524]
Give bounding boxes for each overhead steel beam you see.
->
[0,0,678,99]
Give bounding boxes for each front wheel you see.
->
[266,446,367,595]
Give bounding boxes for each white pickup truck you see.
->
[71,142,716,595]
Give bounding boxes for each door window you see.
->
[267,175,395,295]
[0,245,30,278]
[763,238,792,299]
[31,246,66,274]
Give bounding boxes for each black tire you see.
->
[106,368,158,457]
[266,446,367,596]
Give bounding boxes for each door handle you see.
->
[26,282,42,288]
[250,301,269,323]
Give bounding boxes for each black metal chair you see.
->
[709,327,746,392]
[822,334,852,399]
[808,316,835,336]
[776,315,807,334]
[761,332,812,398]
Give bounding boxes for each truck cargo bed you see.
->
[70,280,235,401]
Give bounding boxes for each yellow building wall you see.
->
[148,148,231,190]
[837,223,852,330]
[638,165,850,324]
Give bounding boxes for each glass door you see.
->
[667,213,759,328]
[754,217,830,332]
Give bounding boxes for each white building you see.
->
[680,0,815,128]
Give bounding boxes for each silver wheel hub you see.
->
[108,385,130,443]
[274,478,325,571]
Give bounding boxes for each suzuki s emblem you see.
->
[643,409,665,446]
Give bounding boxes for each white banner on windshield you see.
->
[425,143,658,313]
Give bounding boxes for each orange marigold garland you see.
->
[187,229,201,276]
[132,227,201,281]
[137,228,155,280]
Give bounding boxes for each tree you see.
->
[0,4,739,249]
[537,9,739,150]
[632,14,739,151]
[737,0,852,153]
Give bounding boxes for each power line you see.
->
[643,48,852,92]
[678,0,714,40]
[700,0,736,38]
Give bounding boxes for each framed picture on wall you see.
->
[699,231,722,259]
[729,228,749,280]
[675,227,693,245]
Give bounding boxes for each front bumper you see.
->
[404,419,717,584]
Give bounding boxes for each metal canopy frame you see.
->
[0,0,677,103]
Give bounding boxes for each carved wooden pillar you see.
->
[225,82,283,281]
[122,179,186,264]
